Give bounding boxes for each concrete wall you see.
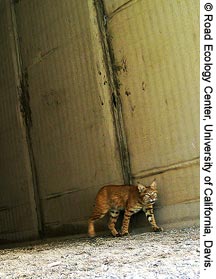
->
[0,0,39,241]
[13,0,124,237]
[0,0,199,241]
[103,0,200,228]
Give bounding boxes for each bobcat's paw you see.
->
[153,226,163,232]
[111,231,121,237]
[120,231,129,237]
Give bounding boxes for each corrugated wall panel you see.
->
[0,0,39,241]
[104,0,199,225]
[14,0,123,235]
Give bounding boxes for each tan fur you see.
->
[88,179,163,237]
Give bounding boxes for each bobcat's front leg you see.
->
[144,205,163,232]
[121,209,133,236]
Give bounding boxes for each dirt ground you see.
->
[0,226,199,279]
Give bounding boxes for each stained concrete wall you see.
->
[0,0,39,241]
[0,0,199,241]
[103,0,200,227]
[13,0,124,236]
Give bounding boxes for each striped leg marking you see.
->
[144,205,163,232]
[121,210,133,236]
[108,210,120,237]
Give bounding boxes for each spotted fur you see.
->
[88,179,163,237]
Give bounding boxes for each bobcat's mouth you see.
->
[149,199,156,204]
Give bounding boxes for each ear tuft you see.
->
[150,179,157,189]
[137,182,146,193]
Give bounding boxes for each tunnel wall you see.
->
[0,0,199,241]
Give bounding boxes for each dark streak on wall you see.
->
[94,0,132,185]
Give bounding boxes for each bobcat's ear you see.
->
[137,182,147,193]
[150,179,157,189]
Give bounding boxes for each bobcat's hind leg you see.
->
[88,207,108,237]
[108,210,120,237]
[121,210,133,236]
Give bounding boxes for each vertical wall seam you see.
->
[9,0,44,237]
[94,0,132,185]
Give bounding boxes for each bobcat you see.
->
[88,179,163,237]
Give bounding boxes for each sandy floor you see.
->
[0,227,199,279]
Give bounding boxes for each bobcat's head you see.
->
[137,179,158,205]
